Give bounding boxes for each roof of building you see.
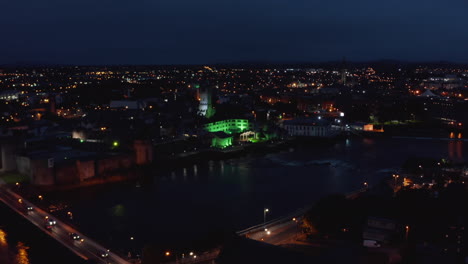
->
[24,149,96,162]
[420,89,438,97]
[211,131,232,138]
[283,117,330,127]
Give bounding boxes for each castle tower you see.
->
[198,85,215,118]
[341,56,347,86]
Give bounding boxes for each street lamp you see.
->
[405,225,410,241]
[264,208,269,225]
[393,174,399,187]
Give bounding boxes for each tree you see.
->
[303,194,354,238]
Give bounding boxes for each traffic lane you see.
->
[248,220,302,245]
[0,190,102,262]
[248,220,299,240]
[0,192,90,260]
[1,189,128,264]
[263,222,301,245]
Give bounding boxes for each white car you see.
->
[70,233,80,240]
[363,240,381,248]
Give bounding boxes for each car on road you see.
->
[26,206,34,211]
[45,224,53,231]
[100,251,109,258]
[363,239,381,248]
[69,233,80,240]
[45,218,57,226]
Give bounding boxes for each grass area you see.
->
[0,172,28,184]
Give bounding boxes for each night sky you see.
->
[2,0,468,65]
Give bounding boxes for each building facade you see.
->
[204,119,251,134]
[282,118,333,137]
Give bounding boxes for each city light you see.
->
[0,229,7,246]
[2,54,468,264]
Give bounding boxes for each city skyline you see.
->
[2,0,468,65]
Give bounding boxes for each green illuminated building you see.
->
[198,85,215,118]
[211,132,233,148]
[204,119,251,134]
[204,119,251,148]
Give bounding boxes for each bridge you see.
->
[164,186,370,263]
[0,177,369,264]
[0,181,132,264]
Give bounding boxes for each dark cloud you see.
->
[1,0,468,64]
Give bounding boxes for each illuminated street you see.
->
[0,184,131,264]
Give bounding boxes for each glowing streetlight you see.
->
[392,174,399,186]
[405,225,410,241]
[264,208,269,225]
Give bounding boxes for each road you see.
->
[247,217,302,245]
[239,187,369,246]
[164,250,219,264]
[0,185,131,264]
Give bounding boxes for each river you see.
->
[2,137,467,262]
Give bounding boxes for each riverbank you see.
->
[2,136,351,193]
[153,140,293,169]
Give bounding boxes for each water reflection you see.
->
[112,204,126,217]
[448,140,464,162]
[363,138,374,145]
[0,229,6,247]
[0,229,10,264]
[458,141,463,159]
[209,160,214,172]
[15,242,30,264]
[449,132,463,139]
